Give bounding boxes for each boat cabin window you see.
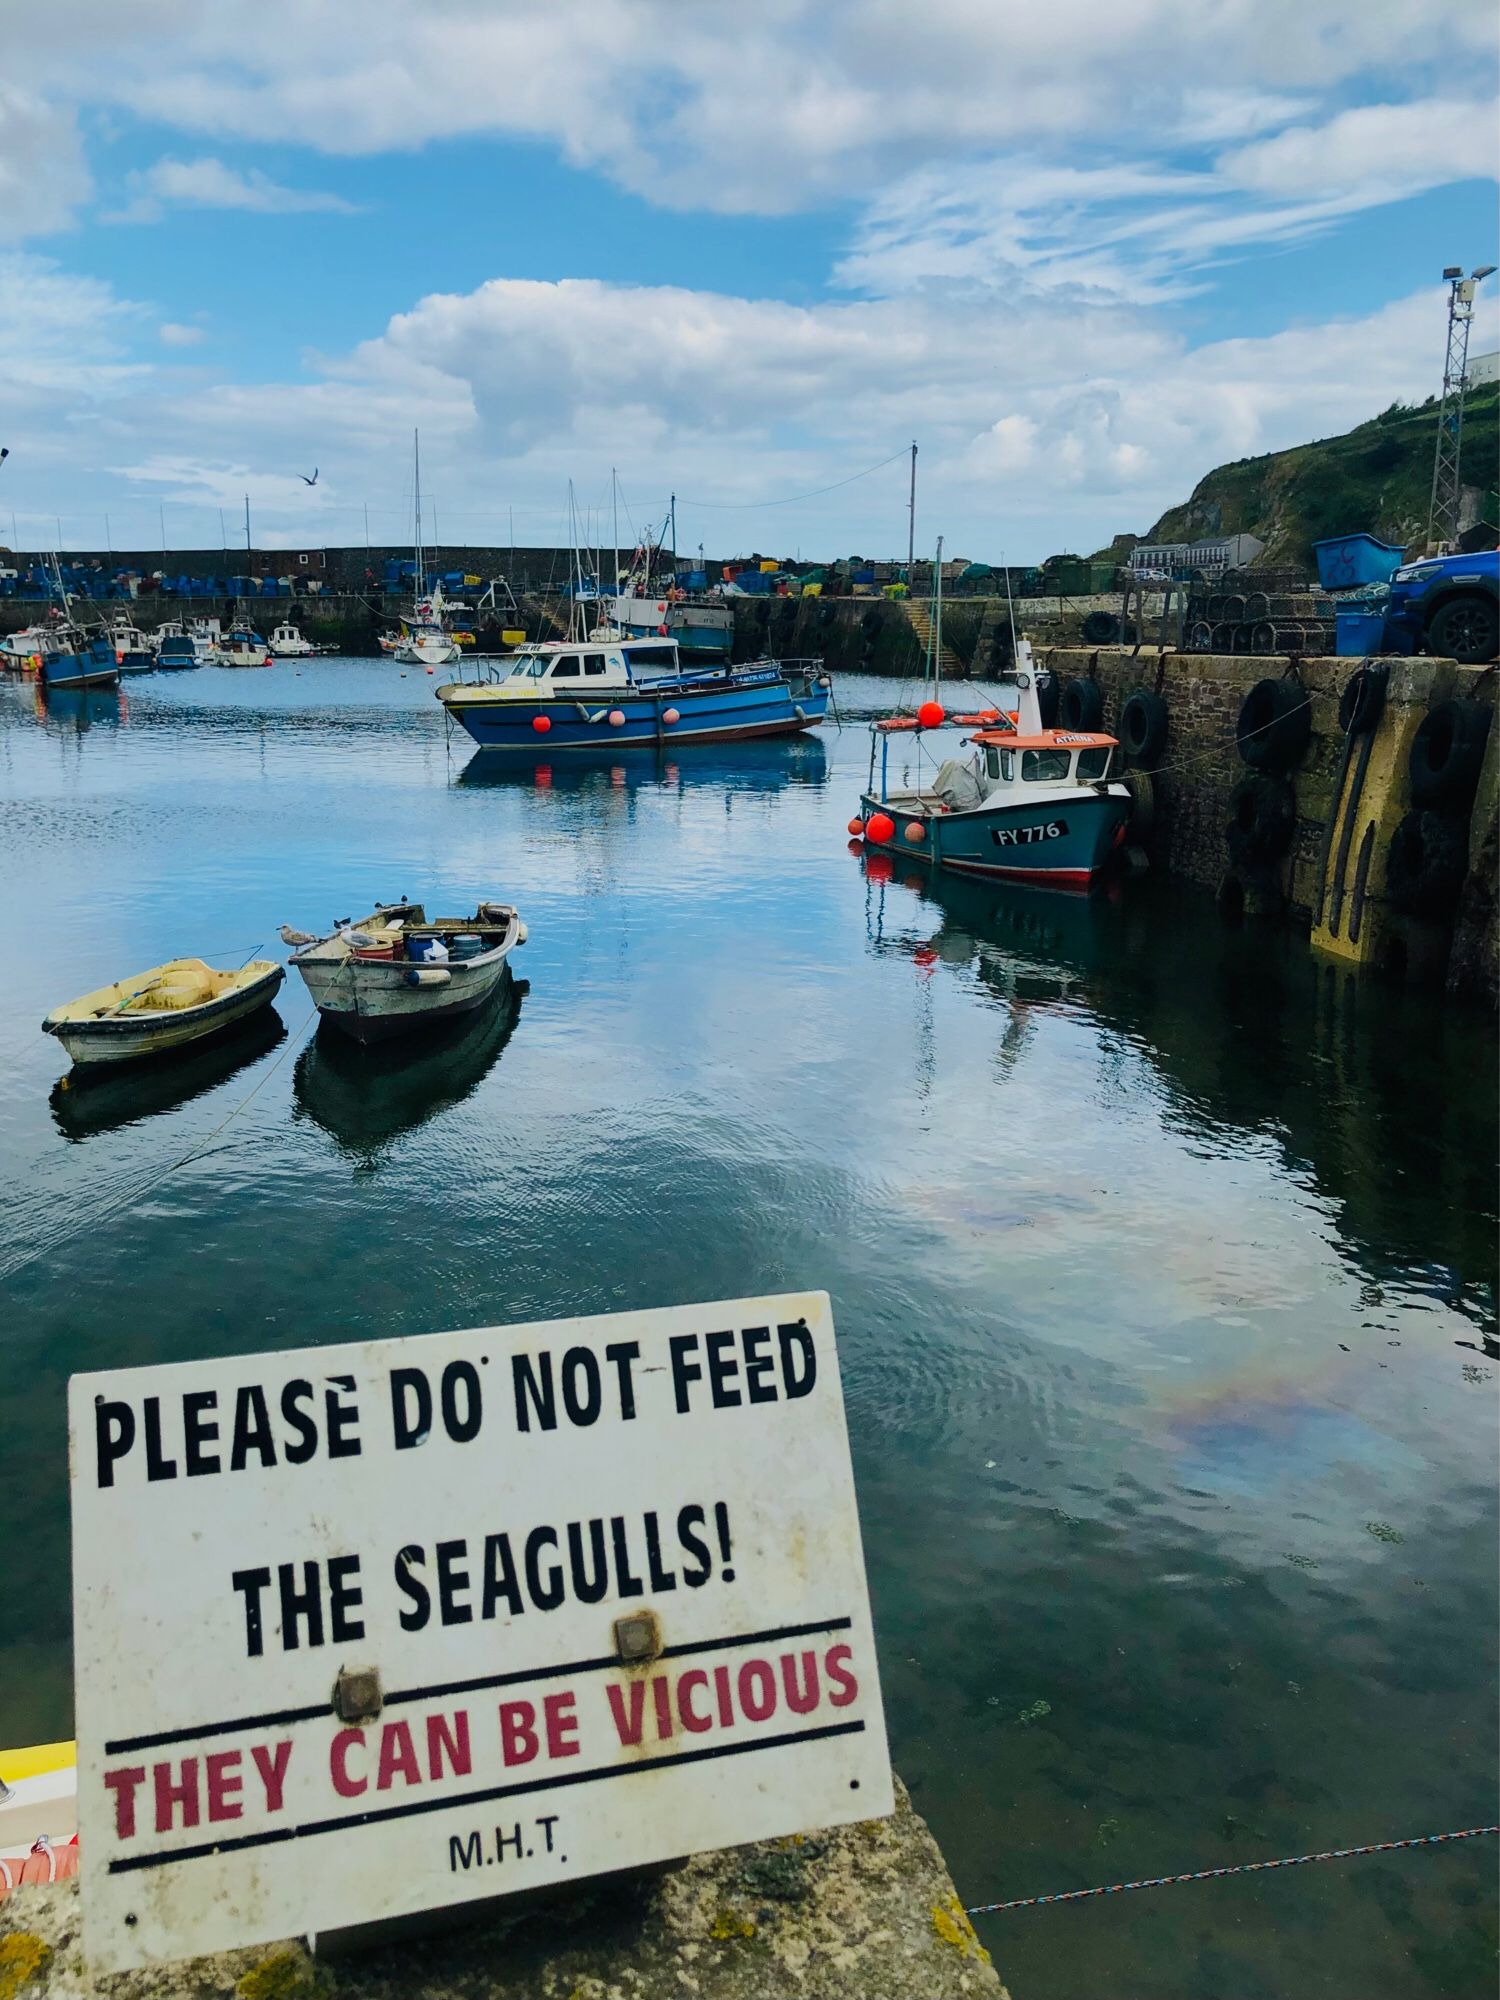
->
[583,656,609,676]
[1077,746,1112,780]
[627,643,677,670]
[551,657,583,678]
[1022,749,1071,782]
[984,745,1016,781]
[508,652,550,678]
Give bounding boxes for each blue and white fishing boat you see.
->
[105,612,155,672]
[436,634,829,751]
[155,632,201,669]
[857,640,1130,889]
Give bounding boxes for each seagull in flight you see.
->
[299,468,319,487]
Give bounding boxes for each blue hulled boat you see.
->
[41,637,121,692]
[857,641,1131,891]
[437,635,829,751]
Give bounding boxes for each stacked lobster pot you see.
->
[1184,569,1338,657]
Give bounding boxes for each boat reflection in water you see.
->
[33,686,124,733]
[454,734,828,799]
[293,978,526,1158]
[49,1008,286,1142]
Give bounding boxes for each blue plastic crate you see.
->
[1334,608,1387,657]
[1312,534,1405,592]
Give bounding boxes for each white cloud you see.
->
[109,155,357,224]
[158,321,205,346]
[12,264,1494,560]
[3,0,1496,218]
[0,86,91,238]
[1223,97,1500,203]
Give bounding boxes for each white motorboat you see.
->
[214,627,272,667]
[269,622,323,657]
[286,900,527,1043]
[0,623,72,670]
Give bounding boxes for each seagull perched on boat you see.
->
[299,468,319,487]
[279,923,319,948]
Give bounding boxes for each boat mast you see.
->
[907,441,916,573]
[612,468,620,598]
[931,534,943,697]
[413,429,423,599]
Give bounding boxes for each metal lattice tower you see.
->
[1428,266,1496,550]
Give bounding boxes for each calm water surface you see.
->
[1,660,1495,1999]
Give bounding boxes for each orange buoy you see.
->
[532,714,552,733]
[866,811,896,843]
[608,709,626,727]
[847,817,866,837]
[663,707,680,724]
[917,700,945,729]
[904,820,926,843]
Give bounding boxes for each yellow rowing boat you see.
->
[42,957,284,1067]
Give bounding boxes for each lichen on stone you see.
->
[930,1894,991,1965]
[235,1945,330,1999]
[0,1933,53,2000]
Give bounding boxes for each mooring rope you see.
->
[965,1823,1499,1916]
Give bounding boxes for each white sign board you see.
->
[69,1292,891,1972]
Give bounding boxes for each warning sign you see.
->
[69,1292,891,1970]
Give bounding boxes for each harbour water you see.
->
[0,660,1494,1999]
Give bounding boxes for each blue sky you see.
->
[1,1,1497,561]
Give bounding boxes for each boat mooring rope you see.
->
[965,1823,1499,1916]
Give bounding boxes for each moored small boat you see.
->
[437,634,829,750]
[269,622,323,657]
[105,613,155,672]
[43,957,284,1066]
[215,628,272,667]
[155,632,200,669]
[855,640,1132,890]
[41,637,120,692]
[287,900,526,1043]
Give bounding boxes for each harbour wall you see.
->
[1035,644,1497,1007]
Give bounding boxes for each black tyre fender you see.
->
[1081,610,1119,645]
[1060,675,1104,730]
[1338,661,1389,736]
[1226,773,1297,869]
[1122,768,1155,836]
[1034,669,1060,728]
[1408,699,1492,807]
[1425,592,1499,665]
[1119,689,1169,767]
[1385,809,1468,914]
[1237,676,1311,771]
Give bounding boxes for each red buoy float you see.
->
[663,708,680,725]
[608,709,626,727]
[917,700,945,729]
[866,811,896,843]
[904,820,926,843]
[847,817,866,837]
[532,714,551,733]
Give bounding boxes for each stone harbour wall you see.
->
[1037,644,1498,1003]
[0,1778,1007,2000]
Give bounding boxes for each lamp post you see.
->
[1428,264,1496,551]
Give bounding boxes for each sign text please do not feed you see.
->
[69,1291,892,1971]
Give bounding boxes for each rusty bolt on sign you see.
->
[614,1610,663,1663]
[333,1666,384,1724]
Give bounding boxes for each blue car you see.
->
[1383,549,1499,663]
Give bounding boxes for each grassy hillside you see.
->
[1131,386,1500,568]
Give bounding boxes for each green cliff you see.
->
[1123,386,1500,568]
